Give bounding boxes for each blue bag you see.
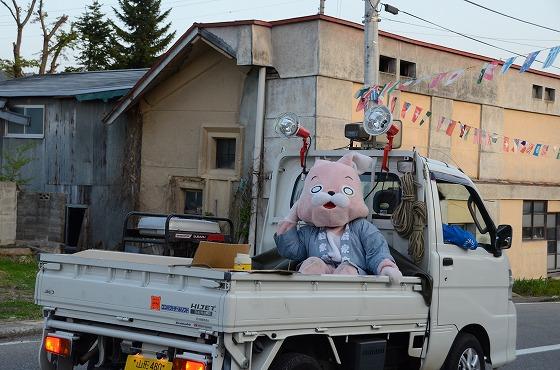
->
[442,224,478,250]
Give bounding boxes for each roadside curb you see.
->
[513,295,560,303]
[0,320,43,339]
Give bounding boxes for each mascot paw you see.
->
[380,266,403,285]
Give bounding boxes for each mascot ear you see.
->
[337,153,374,175]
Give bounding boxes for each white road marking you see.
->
[517,344,560,356]
[515,301,560,305]
[0,339,40,346]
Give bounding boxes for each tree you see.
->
[112,0,175,69]
[36,0,74,74]
[0,0,38,77]
[0,142,36,187]
[75,0,113,71]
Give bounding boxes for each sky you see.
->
[0,0,559,74]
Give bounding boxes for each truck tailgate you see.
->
[35,250,229,337]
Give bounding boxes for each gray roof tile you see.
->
[0,69,147,97]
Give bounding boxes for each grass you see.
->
[513,278,560,297]
[0,256,42,320]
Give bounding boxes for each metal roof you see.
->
[0,68,148,98]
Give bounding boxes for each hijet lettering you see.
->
[190,303,216,316]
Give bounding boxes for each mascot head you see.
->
[296,152,373,227]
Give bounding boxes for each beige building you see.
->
[106,15,560,279]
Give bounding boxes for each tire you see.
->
[442,333,485,370]
[269,352,322,370]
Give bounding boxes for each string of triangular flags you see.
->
[355,44,560,109]
[390,97,560,160]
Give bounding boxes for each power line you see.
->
[382,19,555,49]
[462,0,560,33]
[383,4,560,71]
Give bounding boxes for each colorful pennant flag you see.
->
[483,61,500,81]
[520,51,540,73]
[477,63,488,84]
[445,120,457,136]
[543,46,560,69]
[411,106,423,123]
[533,144,542,156]
[390,96,398,114]
[399,79,415,90]
[541,145,549,157]
[503,137,510,152]
[443,69,466,86]
[463,125,471,140]
[419,111,432,126]
[512,139,520,152]
[491,133,499,144]
[519,140,527,153]
[525,143,534,155]
[473,128,481,145]
[401,102,412,119]
[385,81,400,96]
[501,56,516,74]
[354,86,370,99]
[436,117,447,131]
[429,72,448,89]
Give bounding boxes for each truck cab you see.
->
[35,149,516,370]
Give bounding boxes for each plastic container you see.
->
[233,253,252,271]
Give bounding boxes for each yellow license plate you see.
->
[125,355,173,370]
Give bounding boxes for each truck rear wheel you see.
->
[269,352,322,370]
[443,333,485,370]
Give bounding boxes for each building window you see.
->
[523,200,546,240]
[400,60,416,78]
[545,87,555,102]
[532,85,543,99]
[215,138,236,169]
[184,189,203,215]
[379,55,397,74]
[4,105,44,138]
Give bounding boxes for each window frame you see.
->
[522,200,547,241]
[532,84,543,100]
[545,87,556,102]
[400,59,417,79]
[379,55,397,74]
[214,137,237,170]
[3,104,45,139]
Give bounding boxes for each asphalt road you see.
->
[1,302,559,369]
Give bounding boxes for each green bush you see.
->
[513,278,560,297]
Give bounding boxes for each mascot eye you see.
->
[310,185,323,194]
[342,186,355,196]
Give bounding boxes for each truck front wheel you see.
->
[269,352,322,370]
[443,333,485,370]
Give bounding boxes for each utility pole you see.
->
[364,0,381,87]
[319,0,325,15]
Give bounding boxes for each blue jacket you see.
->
[274,218,394,275]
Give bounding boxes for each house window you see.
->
[379,55,397,74]
[4,105,44,138]
[532,85,543,99]
[523,200,546,240]
[400,60,416,78]
[545,87,556,102]
[215,138,236,169]
[184,189,203,215]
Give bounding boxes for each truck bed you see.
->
[35,250,429,339]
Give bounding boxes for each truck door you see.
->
[431,174,510,355]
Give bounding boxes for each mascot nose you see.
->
[327,191,335,196]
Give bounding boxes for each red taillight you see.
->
[172,358,206,370]
[44,336,71,357]
[206,233,225,242]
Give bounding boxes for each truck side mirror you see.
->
[496,224,513,249]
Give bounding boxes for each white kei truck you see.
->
[34,149,516,370]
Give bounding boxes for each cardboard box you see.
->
[192,241,250,269]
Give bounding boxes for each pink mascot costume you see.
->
[274,152,402,284]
